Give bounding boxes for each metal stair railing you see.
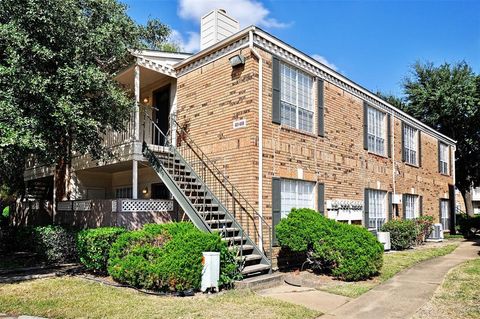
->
[142,107,272,265]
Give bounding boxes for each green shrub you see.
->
[457,214,480,238]
[276,208,337,252]
[276,208,383,281]
[76,227,126,274]
[108,222,240,292]
[34,225,77,263]
[415,215,434,244]
[311,222,384,281]
[380,219,417,250]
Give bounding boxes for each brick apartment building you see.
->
[24,9,456,274]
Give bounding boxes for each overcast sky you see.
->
[123,0,480,97]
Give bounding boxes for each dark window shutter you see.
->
[363,102,369,150]
[388,192,393,221]
[317,79,325,137]
[448,145,452,176]
[439,199,442,224]
[419,195,423,216]
[418,131,422,167]
[401,122,406,162]
[272,177,281,246]
[317,183,325,214]
[272,57,281,124]
[438,141,441,173]
[364,189,370,227]
[402,194,407,219]
[387,114,392,158]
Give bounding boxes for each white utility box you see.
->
[377,232,391,251]
[201,251,220,293]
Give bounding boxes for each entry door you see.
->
[152,85,170,146]
[151,183,170,200]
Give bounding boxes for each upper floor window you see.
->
[403,125,418,165]
[404,194,420,219]
[439,143,449,175]
[367,189,387,230]
[280,63,314,133]
[280,179,315,218]
[367,106,386,155]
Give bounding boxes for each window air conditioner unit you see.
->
[427,223,444,242]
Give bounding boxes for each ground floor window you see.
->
[368,189,387,230]
[115,187,132,199]
[280,179,315,218]
[404,194,419,219]
[440,199,450,230]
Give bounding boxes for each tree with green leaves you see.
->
[380,62,480,215]
[0,0,174,202]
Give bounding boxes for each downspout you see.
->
[249,29,264,250]
[391,111,396,203]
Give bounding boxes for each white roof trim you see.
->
[173,26,455,146]
[136,57,177,78]
[130,49,192,60]
[252,27,455,145]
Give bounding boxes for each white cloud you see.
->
[178,0,290,29]
[170,30,200,53]
[311,54,338,72]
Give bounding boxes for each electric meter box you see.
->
[201,251,220,292]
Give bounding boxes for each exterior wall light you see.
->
[229,54,245,67]
[142,187,148,195]
[143,97,150,104]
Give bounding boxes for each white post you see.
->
[132,64,140,199]
[132,160,138,199]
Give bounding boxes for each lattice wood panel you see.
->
[57,201,73,211]
[119,199,173,212]
[73,200,92,211]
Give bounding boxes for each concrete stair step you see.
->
[241,264,271,276]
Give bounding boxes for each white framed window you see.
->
[280,63,314,133]
[404,125,418,165]
[115,187,132,199]
[367,106,386,155]
[280,179,315,218]
[439,143,449,175]
[404,194,419,219]
[368,189,387,230]
[440,199,450,230]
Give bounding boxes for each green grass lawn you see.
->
[413,258,480,319]
[0,276,319,319]
[319,243,459,298]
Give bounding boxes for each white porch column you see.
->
[132,64,140,199]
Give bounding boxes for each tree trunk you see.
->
[54,136,73,202]
[460,188,474,217]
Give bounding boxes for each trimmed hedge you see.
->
[34,225,77,263]
[276,208,383,281]
[108,222,241,292]
[76,227,126,274]
[380,219,417,250]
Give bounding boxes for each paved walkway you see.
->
[259,240,479,318]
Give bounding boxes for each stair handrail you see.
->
[172,116,269,226]
[142,106,272,261]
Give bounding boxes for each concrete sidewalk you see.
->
[257,284,351,313]
[322,240,479,319]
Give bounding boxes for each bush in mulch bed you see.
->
[1,225,77,264]
[76,227,126,274]
[107,222,241,292]
[276,208,384,282]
